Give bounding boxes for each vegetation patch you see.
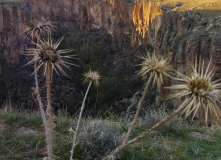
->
[0,111,221,159]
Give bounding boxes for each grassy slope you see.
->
[0,112,221,160]
[160,0,221,18]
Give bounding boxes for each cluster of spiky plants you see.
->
[168,59,221,126]
[70,70,101,160]
[103,56,221,160]
[22,16,221,160]
[24,16,102,160]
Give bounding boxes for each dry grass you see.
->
[150,0,221,17]
[162,0,221,17]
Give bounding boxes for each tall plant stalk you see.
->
[103,53,173,159]
[24,18,56,159]
[25,35,75,159]
[34,62,51,158]
[70,81,92,160]
[33,38,51,159]
[24,18,75,159]
[46,65,54,160]
[123,75,152,144]
[70,70,100,160]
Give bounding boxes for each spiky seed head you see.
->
[24,17,55,39]
[167,58,221,126]
[138,52,173,85]
[83,70,101,86]
[25,36,76,77]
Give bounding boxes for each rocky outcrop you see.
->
[26,0,162,43]
[0,0,163,64]
[133,1,162,38]
[1,1,220,65]
[0,0,220,111]
[0,2,29,64]
[24,0,221,68]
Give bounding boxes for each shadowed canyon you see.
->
[0,0,221,114]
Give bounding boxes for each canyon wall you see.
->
[0,0,221,110]
[0,0,163,64]
[1,0,220,66]
[25,0,221,85]
[0,2,29,64]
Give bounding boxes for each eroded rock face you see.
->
[1,1,220,66]
[0,2,30,64]
[25,0,163,44]
[0,0,220,111]
[0,0,164,63]
[133,1,162,38]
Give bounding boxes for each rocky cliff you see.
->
[0,2,29,64]
[0,0,221,112]
[0,0,164,64]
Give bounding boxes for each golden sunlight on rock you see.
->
[105,0,115,6]
[133,1,162,38]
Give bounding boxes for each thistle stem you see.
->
[156,80,162,106]
[70,81,92,160]
[123,76,152,144]
[46,65,54,160]
[34,38,51,159]
[103,105,186,160]
[34,62,51,159]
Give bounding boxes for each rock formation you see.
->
[0,0,220,111]
[0,2,29,64]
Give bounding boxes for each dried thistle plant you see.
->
[24,17,55,39]
[103,53,174,159]
[137,53,173,84]
[103,57,221,160]
[26,36,76,76]
[123,52,173,144]
[70,70,101,160]
[83,69,101,86]
[167,58,221,126]
[24,17,56,160]
[25,35,75,160]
